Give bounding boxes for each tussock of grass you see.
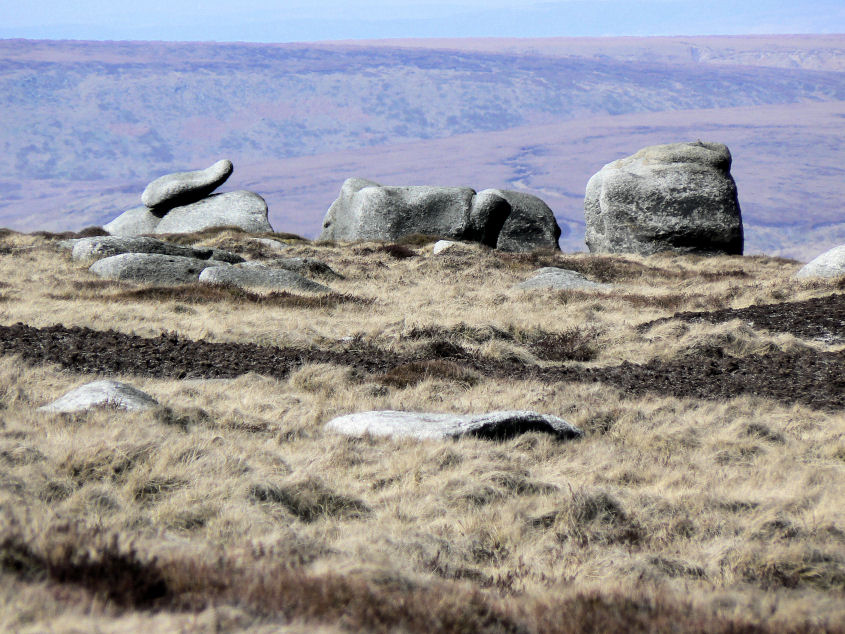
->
[377,359,479,388]
[249,478,371,522]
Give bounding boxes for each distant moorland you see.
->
[1,35,844,258]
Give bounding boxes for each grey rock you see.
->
[56,239,81,250]
[325,410,583,441]
[154,191,273,235]
[39,380,158,413]
[103,206,163,237]
[90,253,227,284]
[432,240,459,254]
[584,141,744,256]
[252,237,290,252]
[795,245,845,278]
[71,236,244,264]
[141,159,233,211]
[516,267,611,290]
[199,264,331,293]
[478,189,562,252]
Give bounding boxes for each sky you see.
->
[2,0,844,42]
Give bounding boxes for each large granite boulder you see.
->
[142,159,233,211]
[795,245,845,279]
[318,178,561,252]
[39,380,158,413]
[71,236,244,264]
[154,191,272,235]
[199,263,331,293]
[325,410,583,441]
[89,253,228,284]
[103,206,163,236]
[584,142,743,256]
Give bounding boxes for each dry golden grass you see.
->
[0,230,843,632]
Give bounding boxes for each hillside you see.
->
[1,36,844,258]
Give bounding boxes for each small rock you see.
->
[516,267,610,290]
[90,253,227,284]
[432,240,458,254]
[103,206,163,236]
[199,265,331,293]
[325,410,583,441]
[154,191,273,235]
[72,236,243,264]
[39,380,158,413]
[795,245,845,279]
[142,159,233,211]
[252,237,289,252]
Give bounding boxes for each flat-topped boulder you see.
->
[103,206,164,236]
[142,159,233,211]
[154,191,272,235]
[318,178,561,252]
[585,141,744,256]
[90,253,228,284]
[199,263,331,293]
[795,245,845,279]
[71,235,243,264]
[516,267,611,291]
[325,410,583,441]
[39,380,159,413]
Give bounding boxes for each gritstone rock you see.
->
[584,141,743,255]
[90,253,228,284]
[432,240,459,254]
[318,178,561,251]
[795,245,845,279]
[103,206,164,236]
[141,159,233,211]
[325,410,583,441]
[39,380,158,413]
[154,191,273,235]
[71,236,244,264]
[516,267,611,290]
[199,264,331,293]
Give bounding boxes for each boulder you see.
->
[71,236,244,264]
[516,267,611,290]
[325,410,583,441]
[584,141,743,256]
[480,189,562,252]
[432,240,459,254]
[795,245,845,279]
[199,264,331,293]
[154,191,272,235]
[318,178,561,251]
[89,253,227,284]
[103,206,163,236]
[39,380,158,413]
[141,159,233,211]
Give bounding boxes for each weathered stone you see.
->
[795,245,845,279]
[39,380,158,413]
[251,237,289,252]
[89,253,227,284]
[479,189,562,252]
[199,264,331,293]
[141,159,233,211]
[325,410,583,441]
[71,236,243,264]
[103,206,163,236]
[516,267,610,290]
[154,191,272,235]
[584,141,743,256]
[432,240,459,254]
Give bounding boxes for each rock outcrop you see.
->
[90,253,228,284]
[795,245,845,278]
[104,160,274,236]
[199,263,331,293]
[39,380,159,413]
[516,267,611,291]
[325,410,583,441]
[584,141,743,256]
[71,236,243,264]
[318,178,561,252]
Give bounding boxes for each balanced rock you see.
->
[584,141,743,255]
[199,264,331,293]
[795,245,845,279]
[318,178,561,252]
[154,191,272,235]
[72,236,244,264]
[142,159,233,211]
[39,380,158,413]
[103,206,164,237]
[90,253,228,284]
[325,410,583,441]
[516,267,610,291]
